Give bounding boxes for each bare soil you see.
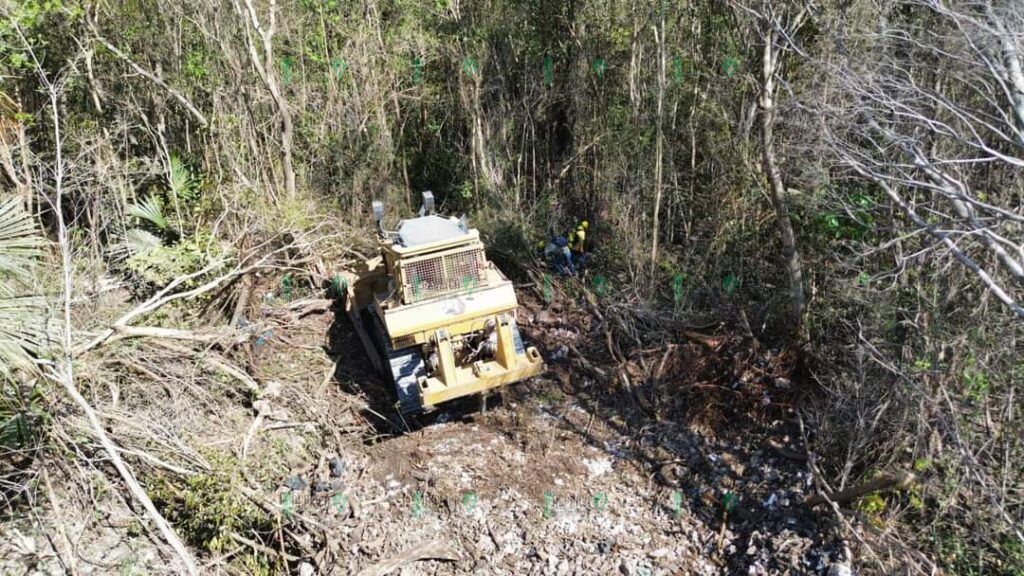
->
[1,277,845,576]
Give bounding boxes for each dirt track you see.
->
[272,282,847,575]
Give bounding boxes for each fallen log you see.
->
[679,329,721,348]
[96,325,233,348]
[355,540,461,576]
[230,272,254,327]
[764,438,808,462]
[567,343,608,379]
[283,297,334,317]
[805,471,915,507]
[152,341,260,395]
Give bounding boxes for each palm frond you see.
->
[0,198,44,282]
[108,228,163,262]
[125,228,163,254]
[0,198,47,375]
[0,294,46,376]
[127,196,169,231]
[0,355,47,449]
[168,155,195,201]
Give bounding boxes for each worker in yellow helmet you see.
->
[567,220,589,271]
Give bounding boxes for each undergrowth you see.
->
[147,450,277,567]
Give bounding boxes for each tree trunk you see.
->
[761,30,805,328]
[651,14,667,269]
[236,0,296,199]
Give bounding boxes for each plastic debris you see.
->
[329,456,346,478]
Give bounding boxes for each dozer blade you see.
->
[415,317,543,412]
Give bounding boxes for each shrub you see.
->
[147,451,275,557]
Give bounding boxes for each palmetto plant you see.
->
[127,195,170,232]
[166,154,198,232]
[113,188,171,263]
[113,156,223,286]
[0,197,48,451]
[115,154,194,260]
[168,155,198,204]
[0,197,46,376]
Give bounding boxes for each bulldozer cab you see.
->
[381,214,486,306]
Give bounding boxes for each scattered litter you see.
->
[255,329,274,346]
[550,345,569,361]
[261,381,282,399]
[67,270,840,576]
[534,310,556,324]
[828,563,853,576]
[329,456,346,477]
[583,457,613,477]
[283,476,308,491]
[550,328,578,340]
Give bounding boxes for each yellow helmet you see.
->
[581,220,589,229]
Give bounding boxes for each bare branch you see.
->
[89,20,208,128]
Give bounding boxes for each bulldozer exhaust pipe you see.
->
[372,200,384,235]
[418,191,434,216]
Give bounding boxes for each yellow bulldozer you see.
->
[342,192,544,414]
